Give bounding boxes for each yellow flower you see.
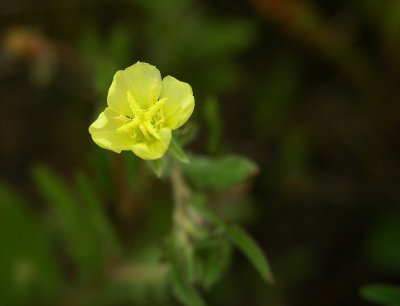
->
[89,62,195,160]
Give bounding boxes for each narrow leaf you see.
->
[225,225,274,284]
[360,284,400,304]
[148,159,164,178]
[170,265,206,306]
[167,233,207,306]
[169,138,190,164]
[191,195,273,285]
[0,182,63,303]
[75,172,120,252]
[199,242,232,290]
[182,155,258,190]
[33,166,100,282]
[204,95,222,154]
[174,122,199,146]
[191,194,224,227]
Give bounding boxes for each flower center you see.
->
[117,91,165,141]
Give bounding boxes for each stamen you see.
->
[145,121,160,139]
[146,98,166,119]
[117,119,138,133]
[139,125,151,140]
[116,115,131,122]
[127,91,142,115]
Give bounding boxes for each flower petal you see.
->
[124,62,162,109]
[160,76,195,130]
[107,70,134,117]
[89,107,133,153]
[131,128,171,160]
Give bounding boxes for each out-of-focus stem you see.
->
[170,164,190,229]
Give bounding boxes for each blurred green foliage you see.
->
[0,154,265,306]
[182,155,258,191]
[360,284,400,305]
[0,182,62,305]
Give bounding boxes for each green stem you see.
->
[170,163,190,230]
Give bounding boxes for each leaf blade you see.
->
[225,225,274,284]
[33,166,101,282]
[148,159,164,178]
[182,155,258,190]
[360,284,400,304]
[169,137,190,164]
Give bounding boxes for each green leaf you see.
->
[174,122,199,146]
[83,243,169,305]
[0,182,63,304]
[182,155,258,191]
[107,24,133,66]
[190,194,224,227]
[172,231,198,284]
[148,159,164,178]
[365,212,400,274]
[360,284,400,305]
[198,241,232,290]
[74,172,120,253]
[225,225,274,284]
[33,166,101,282]
[204,95,222,154]
[89,148,116,200]
[191,197,274,285]
[166,232,206,306]
[169,137,190,164]
[170,262,206,306]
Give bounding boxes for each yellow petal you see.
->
[131,128,171,160]
[160,76,195,130]
[107,71,135,117]
[124,62,162,109]
[88,107,133,153]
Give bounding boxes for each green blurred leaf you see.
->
[84,265,169,306]
[148,159,164,178]
[225,225,274,284]
[79,26,101,60]
[74,172,120,253]
[0,182,62,304]
[166,231,206,306]
[80,24,133,96]
[198,241,232,290]
[107,24,133,67]
[174,122,199,147]
[83,282,139,306]
[366,212,400,274]
[169,137,190,164]
[360,284,400,305]
[122,152,143,190]
[140,0,258,92]
[89,148,116,200]
[253,54,299,132]
[33,166,102,282]
[190,193,224,227]
[190,196,272,286]
[172,231,197,284]
[182,155,258,191]
[170,261,206,306]
[204,95,222,154]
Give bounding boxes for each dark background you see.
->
[1,0,400,305]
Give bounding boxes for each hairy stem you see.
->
[170,164,190,230]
